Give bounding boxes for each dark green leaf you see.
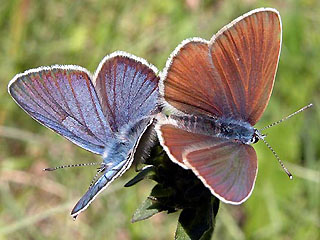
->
[124,165,155,187]
[150,183,174,198]
[131,197,162,223]
[175,197,219,240]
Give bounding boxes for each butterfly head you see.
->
[248,129,266,145]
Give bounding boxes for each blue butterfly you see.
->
[8,51,159,218]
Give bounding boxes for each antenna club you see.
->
[259,137,293,179]
[289,175,293,180]
[44,168,54,171]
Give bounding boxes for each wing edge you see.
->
[93,50,160,85]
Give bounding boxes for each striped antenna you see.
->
[89,163,109,188]
[256,103,313,179]
[44,162,101,171]
[259,104,313,131]
[258,134,293,179]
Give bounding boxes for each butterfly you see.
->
[8,51,159,218]
[156,8,284,204]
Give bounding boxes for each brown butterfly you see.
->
[156,8,311,204]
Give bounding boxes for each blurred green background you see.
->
[0,0,319,239]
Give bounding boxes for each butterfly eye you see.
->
[250,135,259,144]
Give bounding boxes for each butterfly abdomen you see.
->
[169,115,220,136]
[170,115,254,144]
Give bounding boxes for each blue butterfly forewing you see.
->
[9,66,109,154]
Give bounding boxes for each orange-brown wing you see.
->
[209,8,281,125]
[161,39,227,117]
[183,140,257,204]
[161,8,281,125]
[156,119,214,169]
[156,119,258,204]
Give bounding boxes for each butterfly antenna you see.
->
[44,162,101,171]
[258,135,293,179]
[259,104,313,131]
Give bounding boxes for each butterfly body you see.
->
[102,117,152,165]
[169,115,256,145]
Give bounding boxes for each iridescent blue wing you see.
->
[94,51,159,132]
[8,66,110,154]
[157,121,257,204]
[71,117,154,218]
[71,53,159,217]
